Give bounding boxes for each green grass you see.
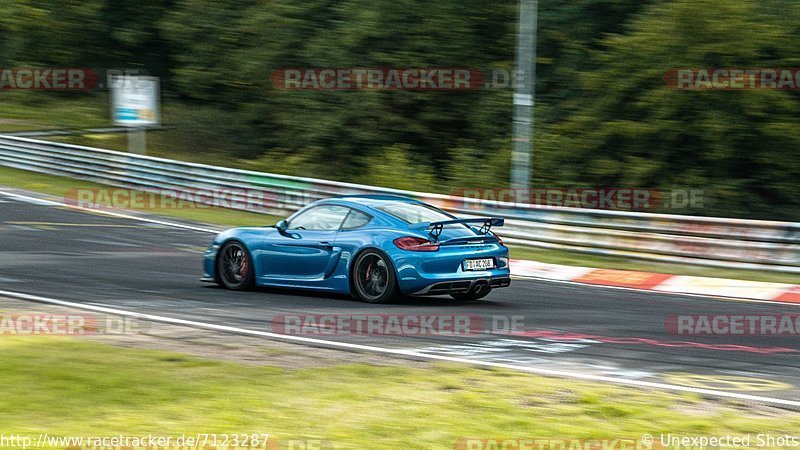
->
[0,92,111,132]
[50,131,308,176]
[0,163,797,284]
[0,93,311,176]
[0,336,797,449]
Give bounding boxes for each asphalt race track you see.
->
[2,188,800,405]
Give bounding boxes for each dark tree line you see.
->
[1,0,798,219]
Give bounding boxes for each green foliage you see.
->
[361,144,438,191]
[1,0,798,219]
[539,0,800,219]
[444,140,512,190]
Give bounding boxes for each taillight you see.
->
[393,236,440,252]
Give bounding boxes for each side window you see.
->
[288,205,349,231]
[341,209,371,230]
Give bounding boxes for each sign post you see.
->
[110,75,160,155]
[510,0,538,190]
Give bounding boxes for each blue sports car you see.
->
[202,195,511,303]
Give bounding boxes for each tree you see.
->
[538,0,800,219]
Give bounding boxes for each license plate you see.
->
[463,258,495,271]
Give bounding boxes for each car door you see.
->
[260,204,349,282]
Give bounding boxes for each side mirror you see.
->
[275,219,288,231]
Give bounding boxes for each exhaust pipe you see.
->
[471,279,490,294]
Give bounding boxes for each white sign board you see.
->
[110,76,160,127]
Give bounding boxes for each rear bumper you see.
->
[392,242,511,295]
[411,276,511,296]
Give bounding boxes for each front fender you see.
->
[202,226,278,282]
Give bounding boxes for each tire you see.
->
[352,249,400,303]
[216,241,255,291]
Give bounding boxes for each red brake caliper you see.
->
[365,262,373,282]
[239,253,248,277]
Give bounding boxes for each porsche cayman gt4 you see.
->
[202,195,511,303]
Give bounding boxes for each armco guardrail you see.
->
[0,135,798,273]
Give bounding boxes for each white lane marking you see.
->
[0,190,220,234]
[0,194,52,205]
[1,288,798,408]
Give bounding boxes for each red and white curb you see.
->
[511,259,800,303]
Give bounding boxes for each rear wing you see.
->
[409,217,504,240]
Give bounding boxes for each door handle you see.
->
[319,241,333,247]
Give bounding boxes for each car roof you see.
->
[323,194,426,207]
[297,195,456,227]
[312,195,436,224]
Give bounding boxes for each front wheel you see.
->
[352,250,400,303]
[216,241,254,290]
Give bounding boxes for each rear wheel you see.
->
[217,241,254,291]
[352,250,400,303]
